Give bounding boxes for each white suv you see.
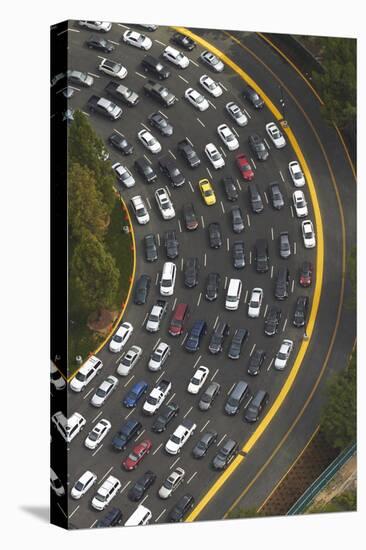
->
[131,195,150,225]
[160,262,177,296]
[109,322,133,352]
[51,411,86,443]
[155,188,175,220]
[70,355,103,392]
[92,475,121,511]
[148,342,171,371]
[98,59,128,79]
[248,288,263,318]
[163,46,189,68]
[117,345,142,376]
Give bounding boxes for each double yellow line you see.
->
[172,27,324,522]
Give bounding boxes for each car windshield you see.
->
[147,396,158,405]
[204,189,213,196]
[129,452,139,462]
[151,352,160,361]
[94,493,106,503]
[89,431,99,441]
[122,357,132,366]
[164,479,174,490]
[277,352,287,360]
[171,435,181,444]
[149,315,158,322]
[211,151,220,160]
[137,207,146,216]
[74,481,84,492]
[191,377,200,385]
[196,94,204,104]
[75,372,86,381]
[96,388,106,397]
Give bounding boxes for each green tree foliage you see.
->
[312,38,356,128]
[68,110,115,211]
[70,229,120,313]
[68,162,108,241]
[309,490,356,514]
[320,352,356,450]
[226,507,263,519]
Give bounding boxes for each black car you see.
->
[269,182,285,209]
[205,272,220,301]
[255,239,269,273]
[168,494,195,522]
[182,203,199,230]
[171,32,196,50]
[208,322,229,354]
[198,382,221,410]
[112,419,142,451]
[177,139,201,168]
[244,390,269,422]
[159,156,185,187]
[148,112,173,136]
[293,295,309,327]
[279,231,291,259]
[212,439,238,470]
[133,274,151,305]
[141,55,170,79]
[275,267,290,300]
[134,157,157,183]
[192,430,218,459]
[248,134,269,161]
[228,328,248,359]
[208,222,222,249]
[232,241,245,269]
[164,230,179,259]
[105,81,140,107]
[144,233,158,262]
[95,507,123,528]
[231,206,244,233]
[248,182,264,213]
[247,349,266,376]
[128,471,156,502]
[264,306,282,336]
[151,402,179,433]
[184,257,199,287]
[86,35,115,53]
[222,176,238,201]
[243,85,264,109]
[108,132,134,155]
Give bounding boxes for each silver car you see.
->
[90,376,118,407]
[158,467,185,499]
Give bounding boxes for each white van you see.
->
[70,355,103,392]
[160,262,177,296]
[124,504,152,526]
[225,278,242,310]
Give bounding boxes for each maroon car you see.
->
[299,261,313,287]
[122,440,152,471]
[168,303,189,336]
[236,153,254,181]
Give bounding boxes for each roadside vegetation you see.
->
[68,110,133,373]
[308,489,356,514]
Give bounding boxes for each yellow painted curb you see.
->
[172,27,324,523]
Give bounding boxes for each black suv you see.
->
[182,203,198,230]
[248,134,269,161]
[247,349,266,376]
[133,274,151,305]
[168,494,195,522]
[223,176,238,201]
[171,32,196,51]
[134,157,157,183]
[128,471,156,502]
[275,267,290,300]
[208,321,229,354]
[205,272,220,301]
[144,233,158,262]
[148,112,173,136]
[177,139,201,168]
[112,419,142,451]
[212,439,239,470]
[164,230,179,259]
[141,54,170,79]
[264,306,282,336]
[184,257,199,287]
[255,239,269,273]
[293,295,309,327]
[208,222,222,249]
[243,85,264,109]
[108,132,134,155]
[232,241,245,269]
[159,155,185,187]
[151,402,179,433]
[231,206,244,233]
[228,328,248,359]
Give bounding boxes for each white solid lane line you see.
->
[120,480,131,494]
[187,471,198,484]
[135,71,147,79]
[92,443,103,457]
[217,434,226,447]
[170,457,181,469]
[155,509,166,522]
[200,419,210,432]
[183,406,193,418]
[153,443,163,455]
[98,466,114,485]
[69,505,79,519]
[178,74,189,84]
[196,117,205,127]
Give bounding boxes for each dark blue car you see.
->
[184,320,207,352]
[112,419,142,451]
[123,380,148,408]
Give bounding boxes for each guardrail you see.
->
[287,442,357,515]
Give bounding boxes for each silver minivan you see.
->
[225,381,249,415]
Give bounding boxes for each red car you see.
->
[236,153,254,181]
[122,440,152,471]
[299,261,313,287]
[168,303,189,336]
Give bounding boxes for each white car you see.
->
[148,342,171,371]
[70,355,103,392]
[50,468,65,496]
[112,162,135,188]
[78,21,112,32]
[288,161,305,187]
[225,102,248,126]
[187,366,209,394]
[165,420,196,455]
[71,470,97,500]
[158,467,185,499]
[51,411,86,443]
[184,88,209,111]
[274,339,294,370]
[137,129,162,154]
[293,190,308,218]
[131,195,150,225]
[155,188,175,220]
[199,74,222,97]
[98,59,128,79]
[266,122,286,148]
[200,50,224,72]
[163,46,189,68]
[205,143,225,169]
[92,475,121,511]
[122,30,152,50]
[90,376,119,407]
[302,220,316,248]
[248,288,264,318]
[217,124,239,151]
[117,345,142,376]
[109,322,134,353]
[50,363,66,390]
[85,419,112,450]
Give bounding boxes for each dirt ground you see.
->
[307,455,357,509]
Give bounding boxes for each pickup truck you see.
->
[165,418,197,455]
[145,299,167,332]
[143,80,178,107]
[87,95,122,120]
[142,379,171,415]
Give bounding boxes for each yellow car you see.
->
[199,178,216,206]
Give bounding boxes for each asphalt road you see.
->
[50,22,355,528]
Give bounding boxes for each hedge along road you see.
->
[172,27,325,523]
